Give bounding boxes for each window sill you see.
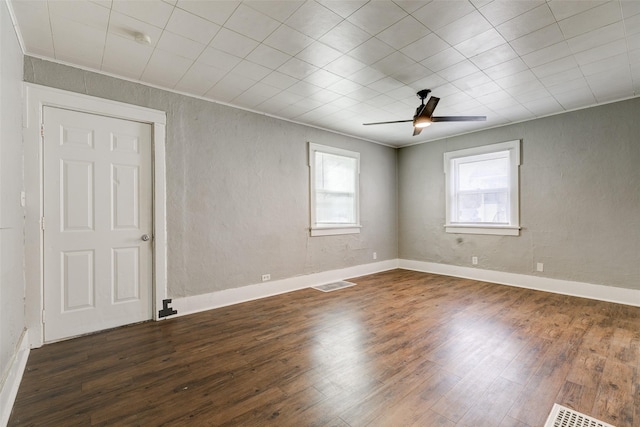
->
[445,224,520,236]
[310,225,361,237]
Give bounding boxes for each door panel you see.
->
[62,160,94,231]
[112,164,139,229]
[62,250,94,311]
[112,247,140,302]
[43,106,153,342]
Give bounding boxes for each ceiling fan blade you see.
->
[431,116,487,122]
[412,127,423,136]
[422,96,440,117]
[363,119,413,125]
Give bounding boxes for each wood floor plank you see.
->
[555,381,585,412]
[498,415,531,427]
[499,335,553,385]
[508,326,588,426]
[633,367,640,427]
[430,355,508,422]
[408,409,457,427]
[8,269,639,426]
[592,358,635,426]
[457,376,523,427]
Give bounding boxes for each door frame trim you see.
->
[24,83,168,347]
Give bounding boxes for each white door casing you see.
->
[43,107,152,341]
[24,83,167,347]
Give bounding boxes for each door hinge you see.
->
[40,216,45,230]
[40,123,44,138]
[42,309,46,323]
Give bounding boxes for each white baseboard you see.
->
[170,258,639,318]
[399,259,640,307]
[0,329,30,427]
[171,259,399,317]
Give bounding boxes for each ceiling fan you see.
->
[363,89,487,136]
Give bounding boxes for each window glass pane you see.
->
[316,192,355,223]
[457,155,508,191]
[315,152,356,193]
[454,153,509,224]
[314,151,357,224]
[456,190,508,223]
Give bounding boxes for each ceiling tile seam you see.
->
[224,20,353,95]
[547,0,609,22]
[45,0,56,60]
[150,2,246,89]
[25,51,392,147]
[310,0,348,36]
[245,1,302,24]
[173,1,238,27]
[286,87,358,120]
[234,37,405,109]
[164,3,246,95]
[257,24,401,94]
[415,5,531,109]
[620,1,639,96]
[222,5,441,101]
[475,0,538,28]
[551,5,619,104]
[338,0,370,19]
[491,57,547,120]
[136,2,179,84]
[99,7,112,72]
[430,38,522,118]
[16,0,639,146]
[477,3,539,45]
[347,4,410,39]
[107,19,156,81]
[499,19,579,116]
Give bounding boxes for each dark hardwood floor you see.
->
[9,269,640,426]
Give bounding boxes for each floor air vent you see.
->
[312,281,356,292]
[544,404,616,427]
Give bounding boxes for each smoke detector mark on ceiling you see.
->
[134,32,151,45]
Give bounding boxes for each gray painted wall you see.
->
[24,57,398,298]
[399,97,640,290]
[0,0,26,385]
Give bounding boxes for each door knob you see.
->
[141,234,150,241]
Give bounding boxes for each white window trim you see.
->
[309,142,361,237]
[444,140,521,236]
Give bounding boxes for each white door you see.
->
[43,106,153,342]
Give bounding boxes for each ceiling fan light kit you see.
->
[363,89,487,136]
[413,117,431,128]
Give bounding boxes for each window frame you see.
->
[444,140,521,236]
[308,142,361,237]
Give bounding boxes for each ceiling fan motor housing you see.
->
[417,89,431,101]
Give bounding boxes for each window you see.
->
[309,143,360,236]
[444,140,520,236]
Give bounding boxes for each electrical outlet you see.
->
[261,274,271,282]
[472,256,478,265]
[373,252,377,260]
[536,262,544,272]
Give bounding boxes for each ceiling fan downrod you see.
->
[416,89,431,103]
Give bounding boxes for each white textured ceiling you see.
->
[8,0,640,147]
